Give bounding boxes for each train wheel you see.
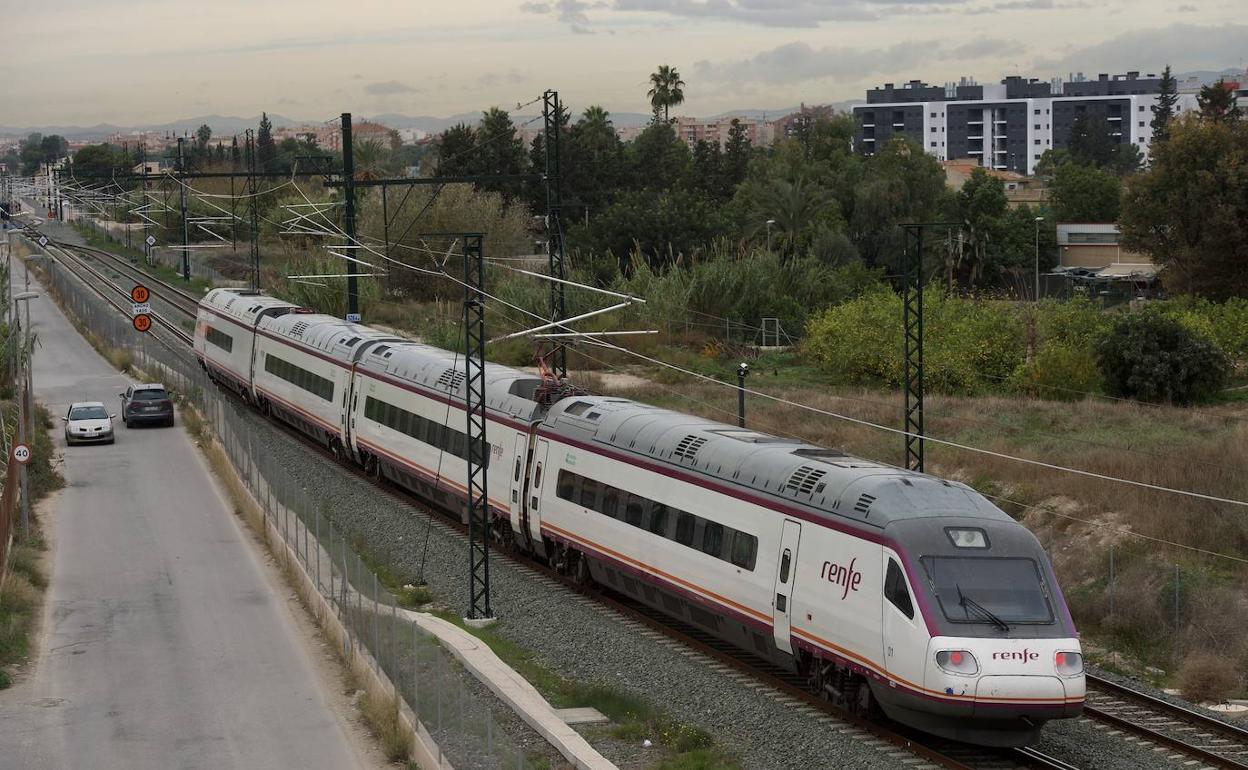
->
[573,552,594,587]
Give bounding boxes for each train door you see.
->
[881,551,926,687]
[772,519,803,654]
[508,433,527,539]
[528,438,551,544]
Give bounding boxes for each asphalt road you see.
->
[0,256,369,767]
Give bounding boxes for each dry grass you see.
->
[359,691,412,762]
[1176,653,1242,703]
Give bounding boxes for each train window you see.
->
[513,458,522,482]
[675,512,695,546]
[533,463,543,488]
[779,550,792,583]
[731,531,758,570]
[600,487,620,518]
[624,495,645,527]
[649,504,669,536]
[702,522,724,557]
[885,559,914,619]
[206,326,233,352]
[580,478,600,509]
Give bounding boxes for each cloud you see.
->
[521,0,601,32]
[363,80,419,95]
[610,0,885,26]
[478,70,528,87]
[1175,2,1197,9]
[695,38,1021,85]
[1032,23,1248,74]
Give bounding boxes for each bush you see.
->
[1176,653,1240,703]
[805,286,1024,393]
[1012,343,1102,400]
[1095,312,1229,403]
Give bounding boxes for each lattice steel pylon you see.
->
[543,90,567,380]
[462,233,494,621]
[899,222,959,473]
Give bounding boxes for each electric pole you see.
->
[543,90,567,380]
[462,233,493,623]
[177,138,190,281]
[247,129,260,291]
[341,113,359,321]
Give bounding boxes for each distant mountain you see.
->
[1174,67,1245,84]
[0,113,306,141]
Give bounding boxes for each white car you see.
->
[63,402,116,445]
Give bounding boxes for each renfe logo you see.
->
[993,649,1040,662]
[821,558,863,600]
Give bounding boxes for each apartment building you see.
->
[852,72,1201,175]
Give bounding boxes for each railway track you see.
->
[21,217,1082,769]
[1082,675,1248,769]
[15,224,195,349]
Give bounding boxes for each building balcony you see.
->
[968,149,984,155]
[968,119,984,124]
[968,135,984,141]
[892,123,905,128]
[861,123,875,128]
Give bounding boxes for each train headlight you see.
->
[935,649,979,676]
[1055,651,1083,677]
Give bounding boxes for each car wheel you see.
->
[107,438,115,445]
[166,417,175,427]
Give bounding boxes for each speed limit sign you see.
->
[12,444,31,464]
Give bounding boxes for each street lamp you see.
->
[1033,216,1045,302]
[12,290,39,539]
[765,219,776,252]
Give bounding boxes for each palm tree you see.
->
[580,105,613,133]
[647,65,686,123]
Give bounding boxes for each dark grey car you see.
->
[120,383,175,427]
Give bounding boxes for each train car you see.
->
[251,312,402,451]
[530,395,1084,747]
[195,289,299,400]
[347,341,549,539]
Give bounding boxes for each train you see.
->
[194,287,1085,747]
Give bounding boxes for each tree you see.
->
[731,140,845,258]
[575,187,727,270]
[647,65,686,123]
[257,112,277,171]
[560,106,624,225]
[1095,313,1228,404]
[230,136,241,168]
[1120,116,1248,298]
[19,133,44,175]
[1150,65,1178,144]
[436,123,476,176]
[626,120,691,191]
[722,118,752,191]
[951,168,1008,286]
[70,144,132,177]
[1066,113,1138,173]
[848,137,949,271]
[195,124,212,157]
[1051,162,1122,222]
[468,107,528,199]
[1197,79,1241,123]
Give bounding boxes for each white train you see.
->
[195,288,1085,747]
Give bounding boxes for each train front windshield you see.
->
[921,556,1053,625]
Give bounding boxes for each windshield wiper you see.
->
[957,583,1010,632]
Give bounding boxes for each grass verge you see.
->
[432,611,739,769]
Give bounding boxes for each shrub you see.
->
[1035,297,1113,351]
[1012,343,1102,400]
[1176,653,1240,703]
[1094,312,1229,403]
[805,286,1024,393]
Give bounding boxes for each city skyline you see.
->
[5,0,1245,126]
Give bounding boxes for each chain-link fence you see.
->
[32,244,542,770]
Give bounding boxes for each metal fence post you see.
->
[1173,564,1181,660]
[373,572,379,673]
[315,505,321,594]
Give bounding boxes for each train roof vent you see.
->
[374,345,391,356]
[854,493,877,517]
[290,321,309,337]
[672,434,707,462]
[786,466,827,496]
[225,296,238,309]
[344,337,361,347]
[564,401,592,416]
[435,367,466,392]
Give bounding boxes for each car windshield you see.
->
[133,389,168,401]
[70,406,109,420]
[920,556,1054,624]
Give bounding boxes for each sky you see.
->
[5,0,1245,127]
